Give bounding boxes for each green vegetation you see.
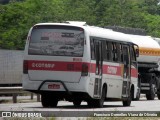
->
[87,117,160,120]
[3,118,55,120]
[0,0,160,49]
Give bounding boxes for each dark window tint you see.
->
[28,25,84,57]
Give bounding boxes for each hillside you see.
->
[0,0,160,49]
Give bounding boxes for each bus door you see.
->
[122,45,131,98]
[94,41,103,98]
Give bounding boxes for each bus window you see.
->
[106,42,110,60]
[107,42,113,61]
[28,25,84,57]
[102,41,107,61]
[116,43,121,62]
[90,39,95,60]
[131,46,136,61]
[120,44,124,62]
[103,41,110,61]
[112,42,118,62]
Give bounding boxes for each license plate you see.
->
[48,84,60,89]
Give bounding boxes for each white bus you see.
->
[23,21,139,108]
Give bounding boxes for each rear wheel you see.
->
[146,84,156,100]
[87,86,106,108]
[41,94,58,108]
[73,100,82,107]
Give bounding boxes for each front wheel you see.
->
[146,84,156,100]
[123,97,131,106]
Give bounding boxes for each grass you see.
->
[157,112,160,117]
[2,117,160,120]
[3,117,56,120]
[0,99,10,104]
[87,117,160,120]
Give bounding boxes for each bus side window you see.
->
[102,41,107,61]
[90,39,95,60]
[116,43,121,62]
[120,44,124,62]
[106,42,110,60]
[106,42,112,61]
[103,41,110,61]
[112,42,118,62]
[131,46,136,61]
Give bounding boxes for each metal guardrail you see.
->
[0,87,25,94]
[0,87,40,103]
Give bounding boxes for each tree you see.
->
[144,14,160,37]
[0,0,160,49]
[62,0,96,25]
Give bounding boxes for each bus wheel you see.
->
[87,86,106,108]
[94,87,106,108]
[73,100,82,107]
[122,89,132,106]
[146,84,156,100]
[41,94,58,108]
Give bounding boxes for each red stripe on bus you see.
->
[27,60,138,78]
[131,68,138,78]
[103,65,121,76]
[89,63,121,76]
[28,60,83,72]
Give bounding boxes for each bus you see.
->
[23,21,139,108]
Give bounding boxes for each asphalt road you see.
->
[0,97,160,117]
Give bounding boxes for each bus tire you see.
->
[73,100,82,107]
[41,94,58,108]
[122,89,132,106]
[41,94,49,107]
[94,86,106,108]
[87,86,106,108]
[146,84,156,100]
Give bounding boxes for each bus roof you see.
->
[85,26,132,43]
[34,22,133,44]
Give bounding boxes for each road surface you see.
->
[0,97,160,117]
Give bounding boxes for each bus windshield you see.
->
[28,25,84,57]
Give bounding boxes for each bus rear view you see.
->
[23,22,137,108]
[23,23,89,107]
